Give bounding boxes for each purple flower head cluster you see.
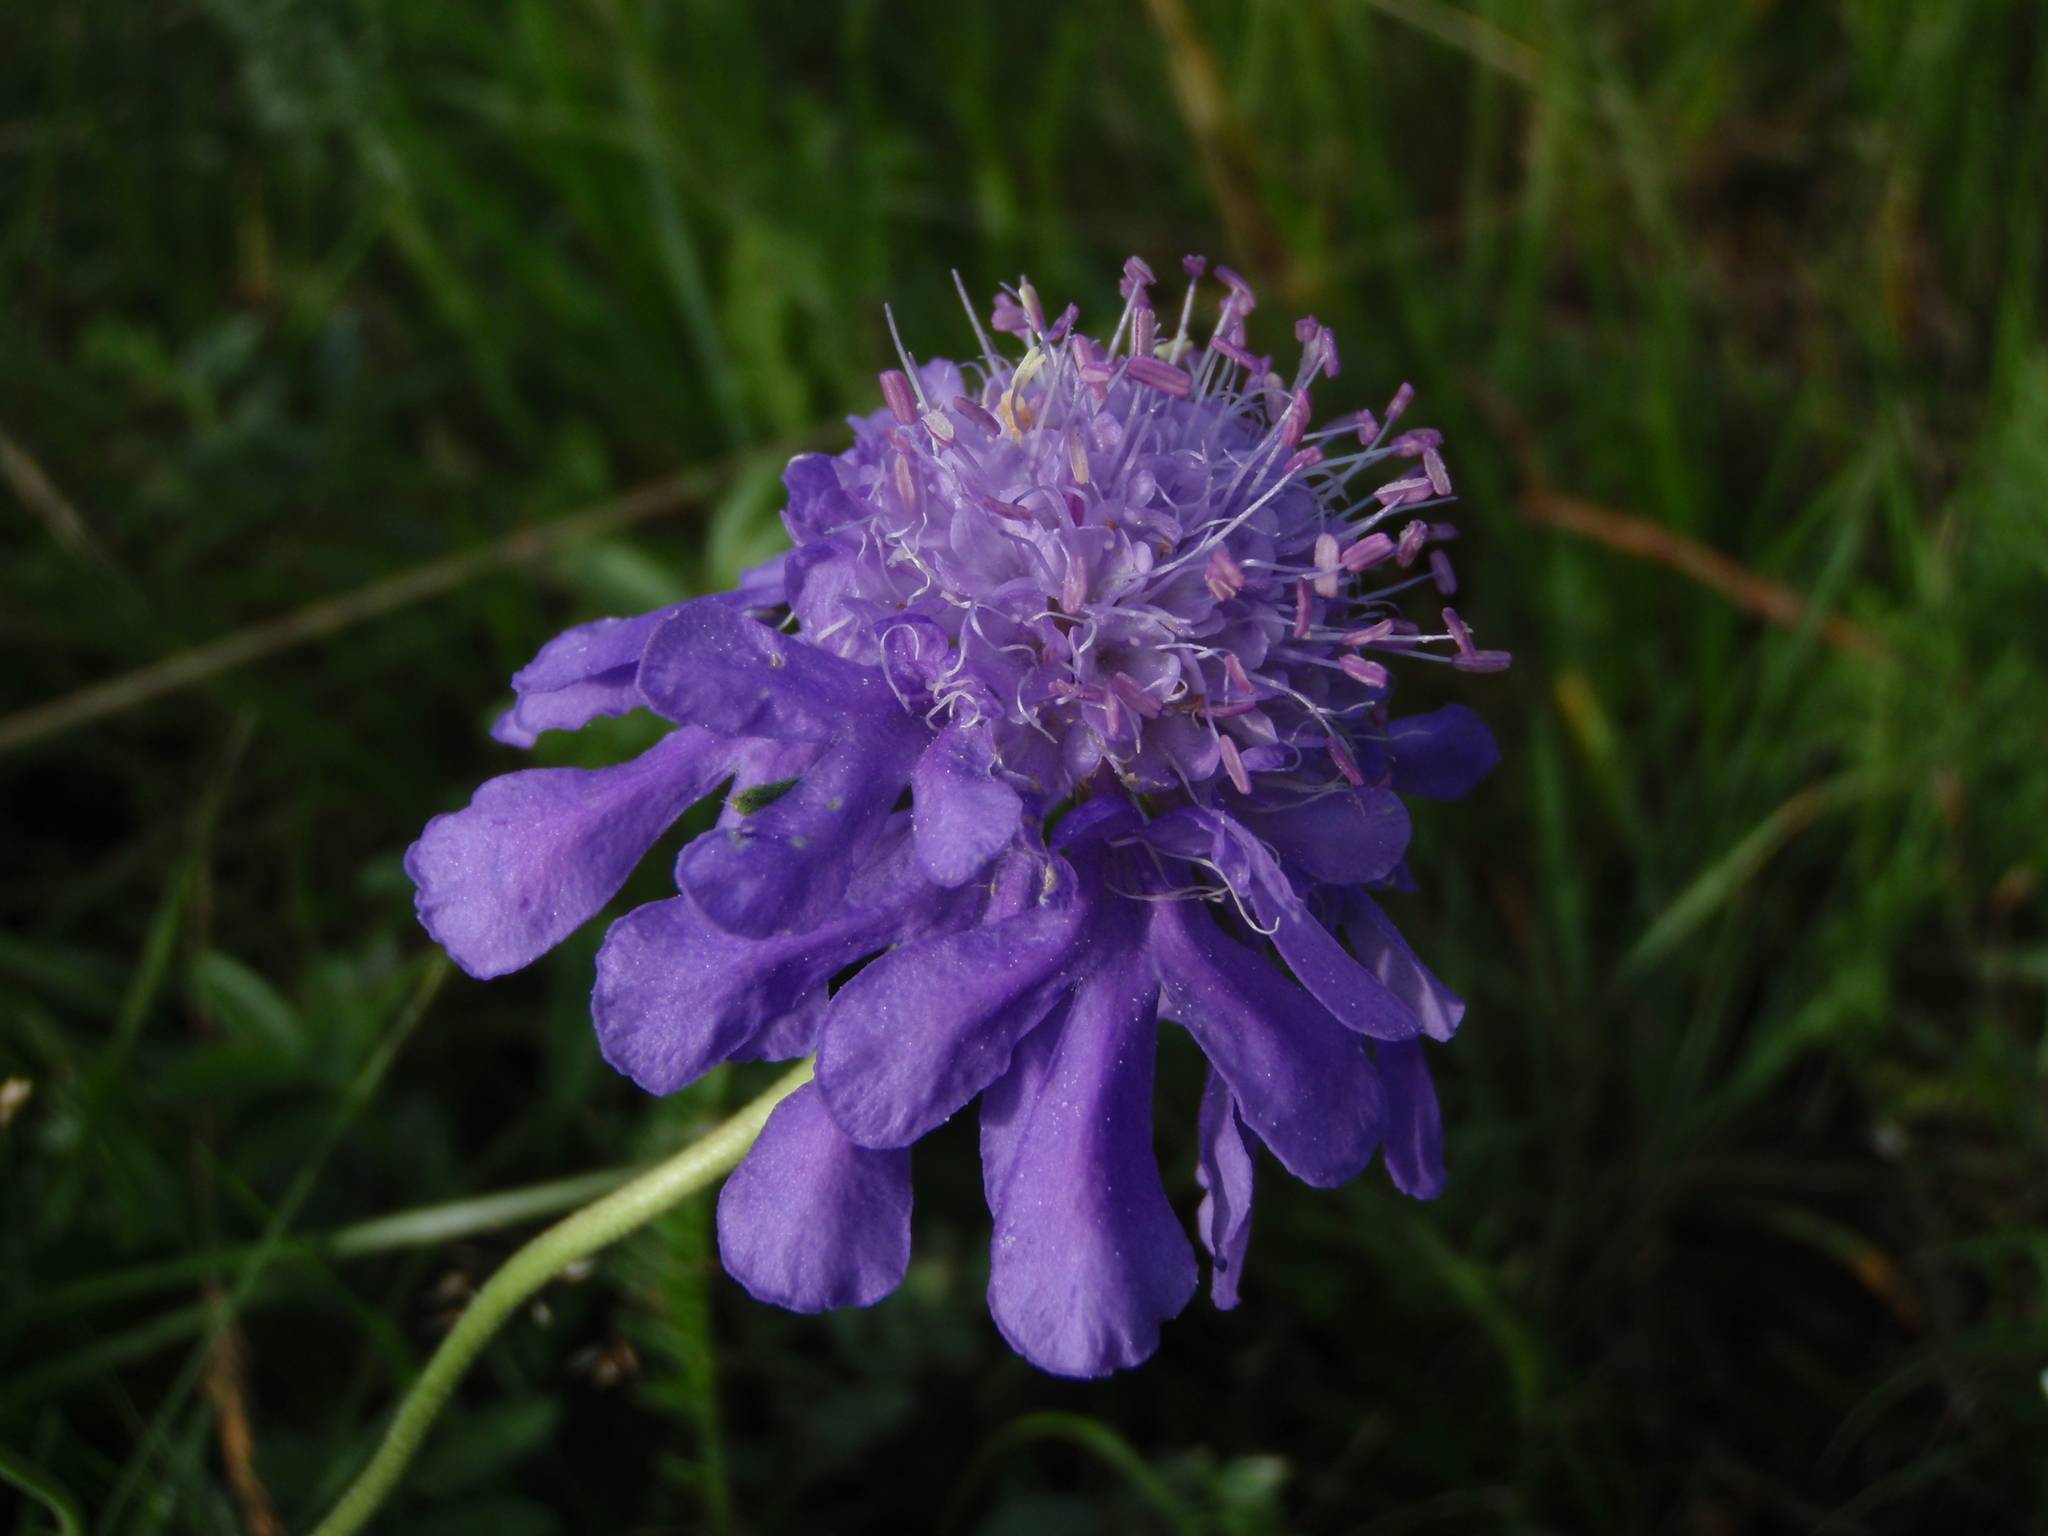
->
[407,256,1507,1377]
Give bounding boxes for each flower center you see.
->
[803,260,1508,804]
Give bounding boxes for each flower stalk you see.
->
[310,1060,814,1536]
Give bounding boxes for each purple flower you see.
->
[407,259,1507,1377]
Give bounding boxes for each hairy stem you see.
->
[309,1060,812,1536]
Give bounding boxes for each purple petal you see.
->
[638,604,903,742]
[1376,1039,1446,1198]
[877,613,953,701]
[782,536,870,652]
[510,607,684,695]
[1148,897,1383,1188]
[1195,1068,1257,1309]
[488,588,790,750]
[913,722,1024,886]
[781,452,864,543]
[715,739,825,828]
[1380,859,1420,894]
[1382,704,1500,801]
[1052,795,1145,852]
[593,849,940,1093]
[818,861,1088,1149]
[717,1082,910,1311]
[489,603,685,748]
[407,727,730,979]
[676,731,920,938]
[1242,785,1410,887]
[984,941,1195,1377]
[729,990,828,1064]
[1345,895,1466,1042]
[1201,814,1423,1042]
[733,552,790,606]
[977,996,1067,1213]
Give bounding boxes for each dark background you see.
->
[4,2,2045,1532]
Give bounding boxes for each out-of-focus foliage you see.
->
[2,1,2044,1531]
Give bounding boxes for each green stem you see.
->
[0,1444,85,1536]
[309,1060,812,1536]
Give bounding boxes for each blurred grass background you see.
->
[3,0,2046,1531]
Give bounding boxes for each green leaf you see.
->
[190,951,305,1059]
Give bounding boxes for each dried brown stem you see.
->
[1521,488,1887,659]
[1139,0,1291,290]
[0,443,805,755]
[201,1306,284,1536]
[1,425,111,567]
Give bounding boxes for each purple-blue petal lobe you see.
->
[977,996,1067,1215]
[511,605,686,695]
[984,940,1195,1378]
[717,1082,911,1311]
[728,990,828,1064]
[406,727,731,980]
[596,820,965,1095]
[1345,894,1467,1042]
[1052,795,1145,852]
[714,739,825,827]
[1382,705,1500,801]
[913,722,1024,886]
[592,859,935,1095]
[676,731,920,938]
[1199,813,1423,1042]
[1243,786,1411,887]
[638,604,901,742]
[1149,897,1384,1188]
[781,452,864,543]
[489,603,688,747]
[1195,1068,1257,1309]
[1376,1038,1447,1198]
[818,865,1089,1150]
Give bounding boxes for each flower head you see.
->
[407,258,1506,1377]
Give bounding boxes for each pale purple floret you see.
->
[407,259,1508,1377]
